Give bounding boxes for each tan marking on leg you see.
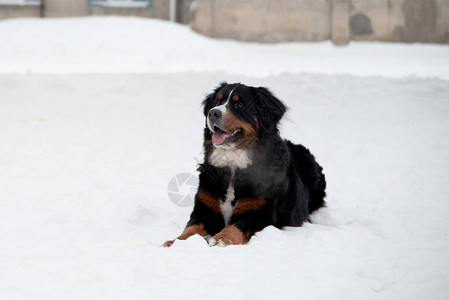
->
[162,224,207,247]
[178,224,207,240]
[197,189,221,214]
[233,197,266,215]
[210,224,249,246]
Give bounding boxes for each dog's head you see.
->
[202,82,287,150]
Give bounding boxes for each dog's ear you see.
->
[252,87,287,134]
[202,82,227,117]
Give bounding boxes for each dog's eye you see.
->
[234,102,244,109]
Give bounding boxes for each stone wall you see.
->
[0,0,178,20]
[88,0,169,19]
[1,0,448,44]
[177,0,194,24]
[191,0,449,44]
[349,0,448,43]
[0,3,41,19]
[191,0,331,43]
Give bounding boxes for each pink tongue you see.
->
[212,131,231,145]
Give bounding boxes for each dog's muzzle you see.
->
[208,108,222,125]
[207,108,225,132]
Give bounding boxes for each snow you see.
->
[1,17,449,79]
[0,17,449,299]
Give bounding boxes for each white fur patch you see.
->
[209,148,252,169]
[217,239,227,247]
[214,103,227,114]
[208,238,217,247]
[220,183,235,227]
[208,237,229,247]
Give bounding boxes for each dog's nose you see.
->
[208,108,222,122]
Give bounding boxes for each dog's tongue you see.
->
[212,130,231,145]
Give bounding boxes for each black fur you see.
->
[187,82,326,243]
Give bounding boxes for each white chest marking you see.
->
[220,172,236,226]
[209,148,252,170]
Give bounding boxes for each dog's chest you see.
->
[220,183,235,226]
[209,148,252,169]
[220,171,238,226]
[218,167,259,226]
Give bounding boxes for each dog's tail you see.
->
[287,141,326,214]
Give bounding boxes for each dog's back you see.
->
[287,141,326,214]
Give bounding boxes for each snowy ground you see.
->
[0,17,449,299]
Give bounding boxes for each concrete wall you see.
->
[176,0,194,24]
[0,0,177,20]
[191,0,449,44]
[1,0,448,44]
[42,0,169,19]
[349,0,449,43]
[0,4,41,19]
[331,0,351,45]
[192,0,331,43]
[89,0,169,19]
[43,0,87,17]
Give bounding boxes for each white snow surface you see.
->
[1,17,449,78]
[0,17,449,299]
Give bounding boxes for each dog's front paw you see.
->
[161,240,175,247]
[208,225,249,247]
[208,236,229,247]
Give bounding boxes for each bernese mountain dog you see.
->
[163,82,326,247]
